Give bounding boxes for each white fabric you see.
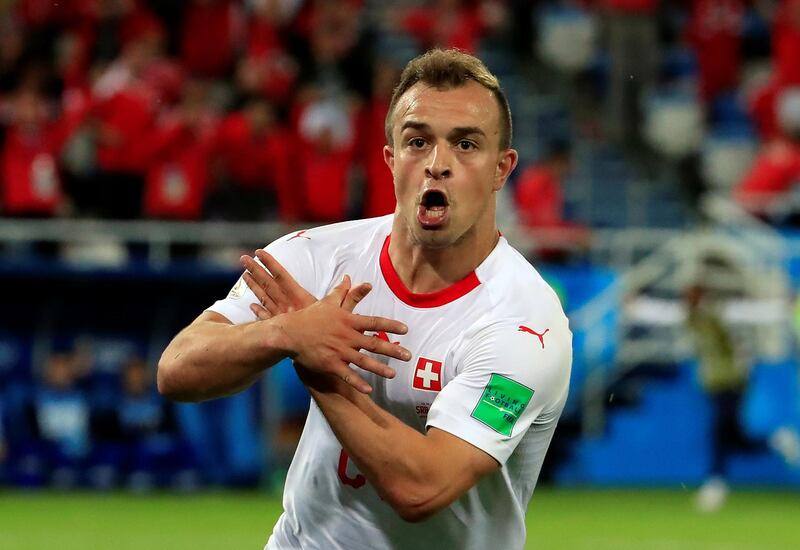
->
[207,215,572,550]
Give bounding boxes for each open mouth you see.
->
[417,189,449,228]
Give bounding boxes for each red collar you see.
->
[379,235,481,308]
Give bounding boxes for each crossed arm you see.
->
[157,273,412,401]
[241,251,499,522]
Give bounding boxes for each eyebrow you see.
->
[400,121,487,140]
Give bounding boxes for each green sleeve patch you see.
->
[470,374,534,436]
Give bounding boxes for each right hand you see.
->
[241,252,410,394]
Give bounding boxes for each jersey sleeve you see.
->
[425,318,572,465]
[206,232,323,325]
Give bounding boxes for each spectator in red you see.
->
[686,0,744,103]
[85,23,164,218]
[773,0,800,88]
[397,0,505,54]
[180,0,243,78]
[291,0,371,102]
[514,140,588,259]
[1,87,87,217]
[206,97,293,221]
[359,60,402,219]
[236,0,299,106]
[735,88,800,217]
[143,80,218,221]
[294,97,358,222]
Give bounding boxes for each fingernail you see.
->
[403,350,411,360]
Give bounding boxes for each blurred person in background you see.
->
[290,0,370,103]
[206,96,294,221]
[395,0,507,54]
[236,0,299,108]
[143,78,218,222]
[359,59,403,219]
[685,0,744,105]
[28,350,92,487]
[684,253,752,512]
[0,85,86,218]
[117,355,191,491]
[179,0,243,80]
[513,139,589,261]
[294,96,359,222]
[83,13,165,219]
[735,87,800,219]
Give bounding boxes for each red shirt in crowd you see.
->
[401,4,487,53]
[360,99,395,218]
[687,0,743,102]
[211,111,296,220]
[514,165,565,228]
[181,0,242,78]
[92,83,157,174]
[1,93,87,215]
[242,15,297,104]
[143,113,217,220]
[735,139,800,211]
[773,0,800,87]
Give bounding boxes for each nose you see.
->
[425,143,452,180]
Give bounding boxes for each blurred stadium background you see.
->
[1,0,800,547]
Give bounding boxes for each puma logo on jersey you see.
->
[518,325,549,349]
[288,230,311,241]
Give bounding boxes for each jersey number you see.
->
[337,449,366,489]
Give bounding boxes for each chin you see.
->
[413,226,456,249]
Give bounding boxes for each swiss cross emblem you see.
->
[413,357,443,392]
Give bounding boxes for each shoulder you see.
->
[267,215,392,263]
[457,241,572,400]
[475,238,567,328]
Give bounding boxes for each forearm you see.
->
[158,317,288,402]
[306,378,464,522]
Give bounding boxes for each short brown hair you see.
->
[384,49,513,150]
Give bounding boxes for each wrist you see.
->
[257,316,297,360]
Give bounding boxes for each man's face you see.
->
[384,80,516,249]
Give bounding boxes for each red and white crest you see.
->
[413,357,443,392]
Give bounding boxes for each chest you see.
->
[349,280,484,430]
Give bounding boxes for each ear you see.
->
[493,148,518,192]
[383,144,395,172]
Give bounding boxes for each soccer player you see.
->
[158,49,572,550]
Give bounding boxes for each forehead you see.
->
[393,80,501,139]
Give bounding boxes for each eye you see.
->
[457,140,476,151]
[409,138,427,149]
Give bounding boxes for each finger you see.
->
[355,333,410,364]
[256,250,310,297]
[342,283,372,313]
[335,362,372,394]
[242,272,282,315]
[343,348,395,381]
[352,314,408,336]
[249,302,272,321]
[322,275,351,306]
[241,256,291,310]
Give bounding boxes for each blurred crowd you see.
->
[2,0,800,230]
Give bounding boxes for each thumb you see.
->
[323,275,351,306]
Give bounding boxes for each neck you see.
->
[388,212,499,294]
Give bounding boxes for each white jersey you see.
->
[208,215,572,550]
